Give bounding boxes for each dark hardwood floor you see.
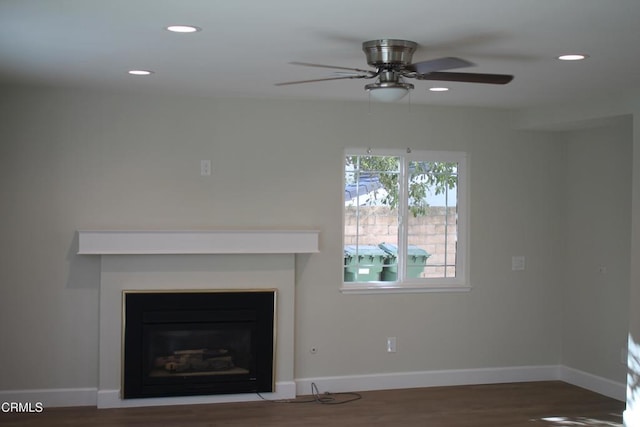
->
[0,381,624,426]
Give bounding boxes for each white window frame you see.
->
[341,148,470,294]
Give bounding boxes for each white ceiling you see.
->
[1,0,639,109]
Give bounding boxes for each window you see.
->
[343,148,468,293]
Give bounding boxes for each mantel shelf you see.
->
[77,229,320,255]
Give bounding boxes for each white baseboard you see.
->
[296,365,627,403]
[296,365,560,395]
[1,366,626,408]
[559,366,626,401]
[0,387,97,408]
[0,382,296,409]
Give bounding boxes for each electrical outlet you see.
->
[200,159,211,176]
[387,337,397,353]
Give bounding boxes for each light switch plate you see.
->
[512,256,525,271]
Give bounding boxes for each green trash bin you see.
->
[344,245,387,282]
[378,243,431,281]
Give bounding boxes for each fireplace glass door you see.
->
[123,290,275,399]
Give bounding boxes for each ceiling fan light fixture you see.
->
[365,81,414,102]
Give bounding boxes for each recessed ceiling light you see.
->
[128,70,154,76]
[165,25,201,33]
[429,87,449,92]
[557,54,589,61]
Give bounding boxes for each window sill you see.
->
[340,282,471,295]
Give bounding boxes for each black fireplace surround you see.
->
[123,290,276,399]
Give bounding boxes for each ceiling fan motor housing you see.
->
[362,39,417,69]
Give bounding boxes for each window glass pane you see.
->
[406,161,458,279]
[344,155,400,282]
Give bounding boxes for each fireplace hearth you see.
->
[122,290,276,399]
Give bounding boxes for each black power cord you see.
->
[257,382,362,405]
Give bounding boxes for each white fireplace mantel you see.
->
[77,228,319,255]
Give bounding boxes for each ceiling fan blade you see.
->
[275,75,371,86]
[405,57,474,74]
[289,61,374,75]
[417,71,513,84]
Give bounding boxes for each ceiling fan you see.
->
[276,39,513,101]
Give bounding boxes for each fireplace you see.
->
[122,290,276,399]
[78,228,319,408]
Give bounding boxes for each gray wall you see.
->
[561,119,632,381]
[0,85,630,392]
